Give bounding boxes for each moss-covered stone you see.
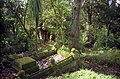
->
[57,50,70,57]
[31,50,57,60]
[15,57,36,70]
[60,60,78,73]
[26,56,74,79]
[57,45,71,57]
[15,57,39,74]
[50,58,55,64]
[25,65,39,74]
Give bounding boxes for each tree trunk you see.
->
[88,4,92,25]
[35,15,39,52]
[106,24,110,48]
[69,0,82,50]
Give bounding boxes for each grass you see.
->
[84,50,120,66]
[47,69,118,79]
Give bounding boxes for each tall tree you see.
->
[28,0,42,52]
[69,0,82,50]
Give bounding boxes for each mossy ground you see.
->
[47,69,119,79]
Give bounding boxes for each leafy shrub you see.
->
[93,27,107,50]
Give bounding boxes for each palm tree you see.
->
[28,0,42,52]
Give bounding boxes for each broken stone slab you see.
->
[26,56,75,79]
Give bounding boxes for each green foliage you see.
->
[42,0,71,45]
[93,27,107,50]
[0,0,31,53]
[51,44,57,51]
[79,31,86,49]
[47,69,118,79]
[27,38,36,52]
[28,0,42,19]
[87,50,120,66]
[79,60,87,69]
[93,28,117,50]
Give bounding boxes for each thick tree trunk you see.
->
[69,0,82,50]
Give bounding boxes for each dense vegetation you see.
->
[0,0,120,79]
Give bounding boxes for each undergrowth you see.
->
[84,49,120,66]
[47,69,118,79]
